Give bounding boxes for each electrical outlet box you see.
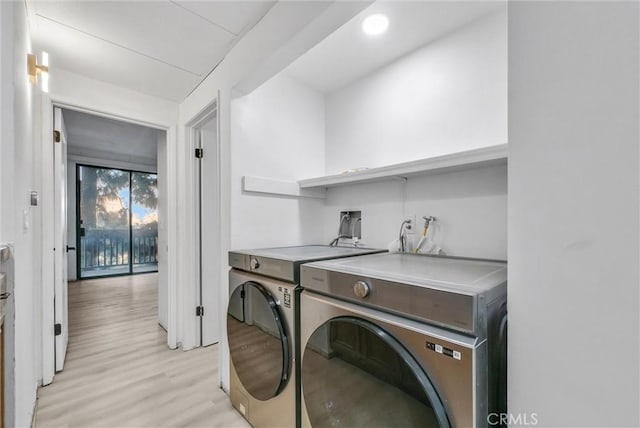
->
[339,211,362,239]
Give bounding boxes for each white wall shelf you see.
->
[298,144,508,189]
[244,145,508,196]
[242,176,327,199]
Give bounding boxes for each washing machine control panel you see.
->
[302,266,476,335]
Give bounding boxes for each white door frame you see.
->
[40,95,180,385]
[180,97,220,350]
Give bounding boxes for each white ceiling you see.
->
[285,1,505,93]
[63,109,159,167]
[28,1,275,101]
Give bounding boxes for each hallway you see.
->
[34,274,249,428]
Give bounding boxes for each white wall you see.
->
[317,8,508,259]
[0,0,4,235]
[323,164,507,259]
[50,69,177,129]
[231,73,326,249]
[0,1,39,426]
[324,9,507,174]
[508,2,639,427]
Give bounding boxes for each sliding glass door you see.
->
[131,172,159,274]
[77,165,158,278]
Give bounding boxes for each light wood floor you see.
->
[35,274,250,428]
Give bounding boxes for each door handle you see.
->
[0,292,10,300]
[66,246,76,253]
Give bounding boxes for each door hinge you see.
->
[54,323,62,336]
[196,306,204,317]
[53,130,61,143]
[195,148,203,159]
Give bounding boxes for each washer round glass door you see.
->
[227,282,291,401]
[302,317,450,428]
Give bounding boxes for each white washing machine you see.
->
[227,245,386,428]
[299,253,508,428]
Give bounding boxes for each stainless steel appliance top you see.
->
[303,252,506,296]
[300,253,507,336]
[229,245,386,283]
[232,245,385,261]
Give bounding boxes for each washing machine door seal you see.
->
[302,316,451,428]
[227,281,291,401]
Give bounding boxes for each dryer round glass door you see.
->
[302,317,450,428]
[227,282,291,401]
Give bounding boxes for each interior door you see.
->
[53,107,69,371]
[198,111,220,346]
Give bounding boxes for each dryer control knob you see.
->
[250,258,260,270]
[353,281,370,298]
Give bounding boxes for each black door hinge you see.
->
[195,148,203,159]
[196,306,204,317]
[54,323,62,336]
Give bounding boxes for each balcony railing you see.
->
[80,229,158,271]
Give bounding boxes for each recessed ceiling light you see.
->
[362,13,389,36]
